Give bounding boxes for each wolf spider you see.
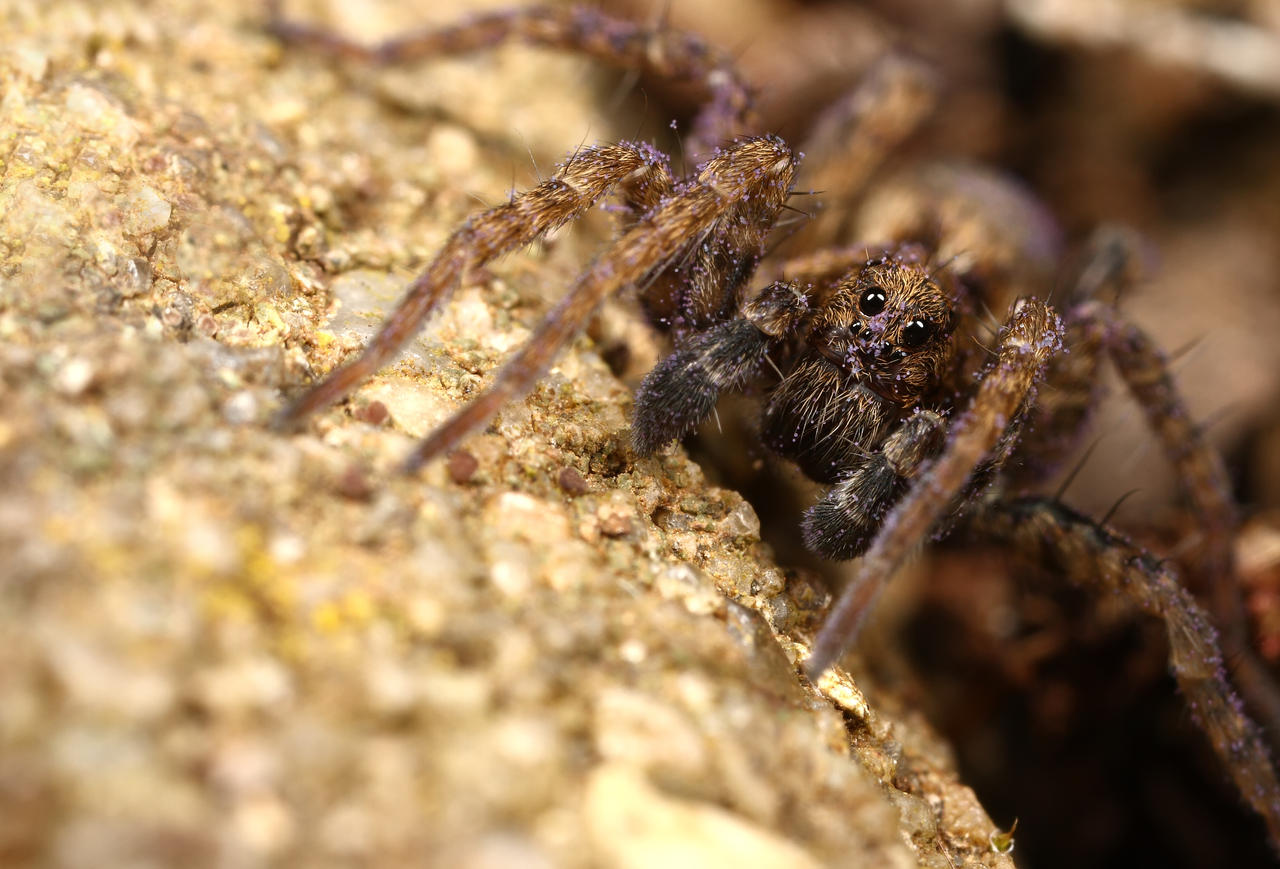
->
[266,3,1280,848]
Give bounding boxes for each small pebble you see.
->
[557,466,588,496]
[355,400,389,425]
[447,450,479,484]
[334,464,373,501]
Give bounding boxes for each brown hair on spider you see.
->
[808,249,959,407]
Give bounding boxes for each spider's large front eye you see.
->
[859,287,887,316]
[900,319,932,348]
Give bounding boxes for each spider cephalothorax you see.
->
[760,248,959,485]
[267,3,1280,850]
[809,253,959,401]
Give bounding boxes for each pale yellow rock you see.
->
[585,764,824,869]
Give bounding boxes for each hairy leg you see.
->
[967,496,1280,849]
[1102,312,1280,750]
[401,136,797,470]
[265,2,757,158]
[788,56,937,252]
[801,409,947,559]
[275,142,672,429]
[1104,318,1237,623]
[1048,231,1280,746]
[631,280,809,455]
[806,296,1064,675]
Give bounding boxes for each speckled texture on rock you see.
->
[1,2,1016,867]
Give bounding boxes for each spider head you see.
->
[809,252,957,405]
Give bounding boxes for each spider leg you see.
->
[789,56,937,252]
[637,210,788,331]
[402,136,798,471]
[1116,323,1280,792]
[995,230,1280,842]
[806,296,1064,676]
[967,497,1280,849]
[1104,307,1280,756]
[275,142,672,430]
[631,280,809,454]
[1053,230,1280,746]
[1104,318,1239,631]
[1004,227,1134,482]
[265,3,757,157]
[802,410,947,560]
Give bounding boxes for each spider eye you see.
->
[859,287,887,316]
[900,319,932,348]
